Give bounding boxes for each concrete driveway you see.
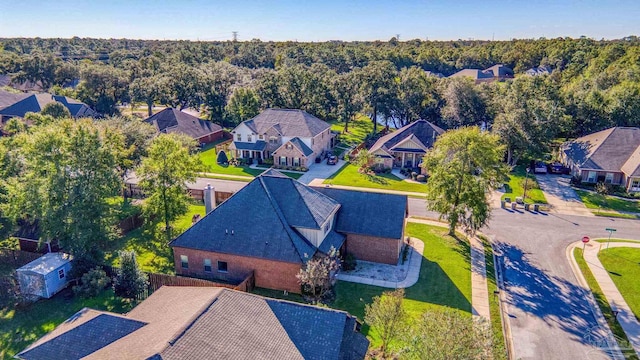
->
[297,159,346,184]
[536,174,593,216]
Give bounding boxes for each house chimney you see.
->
[204,183,216,214]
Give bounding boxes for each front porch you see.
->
[392,150,425,169]
[229,140,267,164]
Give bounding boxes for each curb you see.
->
[487,237,515,360]
[566,241,625,360]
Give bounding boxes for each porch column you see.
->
[402,152,405,167]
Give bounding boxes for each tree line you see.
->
[1,36,640,162]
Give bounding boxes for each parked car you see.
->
[327,155,337,165]
[549,162,565,174]
[534,162,547,174]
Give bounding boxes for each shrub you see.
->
[262,158,274,165]
[216,150,228,164]
[595,182,611,195]
[73,267,110,298]
[300,167,308,172]
[113,251,148,300]
[343,253,357,271]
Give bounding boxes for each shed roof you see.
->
[17,253,72,275]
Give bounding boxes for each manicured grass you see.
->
[324,163,427,193]
[575,190,640,214]
[599,248,640,322]
[332,223,472,349]
[198,144,264,177]
[501,165,547,204]
[329,114,375,148]
[596,239,640,244]
[481,236,507,360]
[106,204,206,274]
[574,248,638,360]
[0,289,132,359]
[594,212,640,219]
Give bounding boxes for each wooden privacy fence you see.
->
[0,249,42,269]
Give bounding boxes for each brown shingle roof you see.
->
[563,127,640,173]
[144,108,222,140]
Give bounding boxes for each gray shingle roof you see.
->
[288,137,314,157]
[0,90,96,118]
[370,120,444,156]
[563,127,640,173]
[16,311,146,360]
[318,231,346,254]
[313,187,407,239]
[242,109,330,138]
[231,140,266,151]
[159,289,367,360]
[144,108,222,140]
[170,170,340,263]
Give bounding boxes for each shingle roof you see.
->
[144,108,222,140]
[563,127,640,173]
[159,289,367,360]
[313,187,407,239]
[170,170,335,263]
[230,140,266,151]
[484,64,514,78]
[621,145,640,177]
[0,90,96,118]
[370,120,444,156]
[17,287,369,360]
[293,137,314,156]
[0,89,28,109]
[449,68,494,80]
[16,311,147,360]
[241,109,330,138]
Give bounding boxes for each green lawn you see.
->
[106,203,206,274]
[0,289,132,359]
[481,236,508,360]
[574,248,638,360]
[329,114,375,148]
[575,190,640,214]
[198,144,263,177]
[324,163,427,193]
[501,165,547,204]
[332,223,472,349]
[599,248,640,322]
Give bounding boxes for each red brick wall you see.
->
[345,234,402,265]
[172,247,303,293]
[198,130,225,145]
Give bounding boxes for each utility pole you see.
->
[396,34,400,41]
[232,31,238,42]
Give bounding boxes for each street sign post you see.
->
[582,236,590,251]
[605,228,617,249]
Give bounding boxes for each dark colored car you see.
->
[327,155,337,165]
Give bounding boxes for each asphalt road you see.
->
[408,198,639,359]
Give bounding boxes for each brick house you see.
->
[369,119,444,172]
[18,286,369,360]
[560,127,640,192]
[229,108,334,167]
[170,169,407,293]
[144,108,224,145]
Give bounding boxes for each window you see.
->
[248,134,252,142]
[286,143,293,150]
[293,157,300,167]
[605,173,614,184]
[236,133,242,141]
[323,222,330,234]
[587,171,597,183]
[181,255,189,269]
[259,134,264,140]
[218,261,228,273]
[269,136,278,144]
[312,138,314,145]
[280,156,287,166]
[631,179,640,190]
[204,259,212,272]
[58,269,65,279]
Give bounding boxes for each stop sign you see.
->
[582,236,590,243]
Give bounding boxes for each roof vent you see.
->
[231,230,234,236]
[225,229,228,235]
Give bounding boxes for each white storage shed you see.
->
[16,252,73,299]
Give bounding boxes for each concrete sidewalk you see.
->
[582,241,640,357]
[308,178,427,197]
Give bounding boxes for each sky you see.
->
[0,0,638,42]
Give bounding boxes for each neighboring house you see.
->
[16,286,369,360]
[16,252,72,299]
[170,169,407,293]
[229,109,333,167]
[143,108,224,145]
[0,74,45,92]
[369,119,444,171]
[449,64,514,83]
[560,127,640,192]
[0,89,97,120]
[525,66,553,76]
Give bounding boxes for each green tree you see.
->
[77,64,130,115]
[6,119,125,270]
[423,127,507,235]
[295,247,340,304]
[129,75,168,116]
[200,62,238,122]
[355,61,398,134]
[98,116,157,172]
[41,102,72,119]
[364,288,407,357]
[441,78,488,128]
[225,87,260,127]
[3,117,26,135]
[353,149,373,171]
[113,250,148,300]
[137,134,202,242]
[331,71,361,132]
[401,308,494,360]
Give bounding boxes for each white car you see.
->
[534,162,547,174]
